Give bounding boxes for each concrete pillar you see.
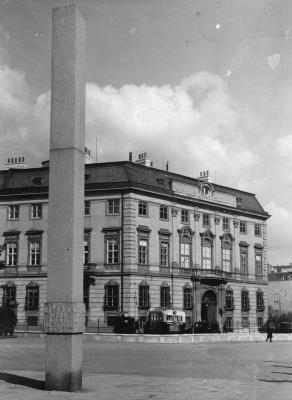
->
[44,5,86,392]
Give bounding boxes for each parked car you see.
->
[192,321,220,334]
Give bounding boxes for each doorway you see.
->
[201,290,217,323]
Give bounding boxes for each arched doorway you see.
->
[201,290,217,323]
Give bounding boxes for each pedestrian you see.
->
[266,324,273,342]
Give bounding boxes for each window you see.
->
[159,205,168,220]
[6,241,18,266]
[160,284,171,308]
[274,293,279,303]
[183,286,192,310]
[2,283,16,307]
[107,199,120,215]
[226,316,233,329]
[139,284,150,309]
[202,241,211,269]
[84,237,90,265]
[254,224,261,237]
[256,290,264,311]
[225,289,234,310]
[30,204,42,219]
[160,242,169,267]
[181,209,189,224]
[242,316,249,328]
[104,282,119,310]
[8,205,19,220]
[106,239,119,264]
[138,239,148,265]
[221,234,232,272]
[239,221,247,234]
[241,289,249,311]
[84,201,91,216]
[255,252,263,276]
[240,248,248,275]
[25,283,39,310]
[203,214,210,228]
[28,241,41,266]
[223,217,230,231]
[202,185,211,196]
[179,226,193,269]
[138,201,148,217]
[257,317,263,328]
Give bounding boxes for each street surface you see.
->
[0,337,291,399]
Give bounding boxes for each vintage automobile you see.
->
[192,321,220,334]
[144,309,186,334]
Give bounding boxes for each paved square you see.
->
[0,337,291,399]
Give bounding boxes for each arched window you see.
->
[104,280,119,311]
[256,289,265,311]
[225,287,234,310]
[183,284,192,310]
[160,282,171,308]
[220,233,233,272]
[25,281,39,311]
[241,288,249,311]
[178,226,194,269]
[200,230,215,270]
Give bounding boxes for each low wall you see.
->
[14,331,292,343]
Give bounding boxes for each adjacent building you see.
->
[268,264,292,317]
[0,153,270,332]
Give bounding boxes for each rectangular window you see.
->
[160,242,169,267]
[254,224,261,237]
[138,239,148,265]
[242,316,249,328]
[202,245,211,269]
[2,285,16,307]
[105,285,119,310]
[225,290,234,310]
[257,317,263,327]
[255,253,263,276]
[226,316,233,329]
[203,214,210,228]
[183,287,192,310]
[160,286,171,308]
[256,291,264,311]
[29,241,41,266]
[240,221,247,234]
[6,241,18,266]
[25,285,39,310]
[222,248,231,272]
[223,217,230,231]
[274,293,279,303]
[159,205,168,220]
[240,249,248,275]
[84,201,91,216]
[107,199,120,215]
[139,285,150,309]
[180,243,190,268]
[8,205,19,220]
[106,239,119,264]
[84,239,90,265]
[30,204,42,219]
[241,291,249,311]
[138,201,148,216]
[181,209,189,224]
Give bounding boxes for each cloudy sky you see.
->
[0,0,291,264]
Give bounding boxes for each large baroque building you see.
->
[0,153,270,332]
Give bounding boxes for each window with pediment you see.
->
[220,233,233,272]
[200,230,215,270]
[178,226,194,269]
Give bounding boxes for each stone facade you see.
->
[0,160,270,332]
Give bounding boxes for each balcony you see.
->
[26,265,42,273]
[191,268,228,285]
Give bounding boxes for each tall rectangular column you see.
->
[44,5,86,392]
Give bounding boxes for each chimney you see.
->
[166,161,169,172]
[129,152,133,162]
[4,155,28,169]
[135,152,152,167]
[198,170,212,183]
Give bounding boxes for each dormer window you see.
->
[202,185,211,196]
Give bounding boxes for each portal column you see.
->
[44,5,86,392]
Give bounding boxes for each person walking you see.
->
[266,324,273,342]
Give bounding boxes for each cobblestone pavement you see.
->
[0,337,291,399]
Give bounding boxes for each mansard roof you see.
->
[0,160,269,219]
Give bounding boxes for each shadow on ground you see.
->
[0,372,44,390]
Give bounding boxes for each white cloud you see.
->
[265,202,292,264]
